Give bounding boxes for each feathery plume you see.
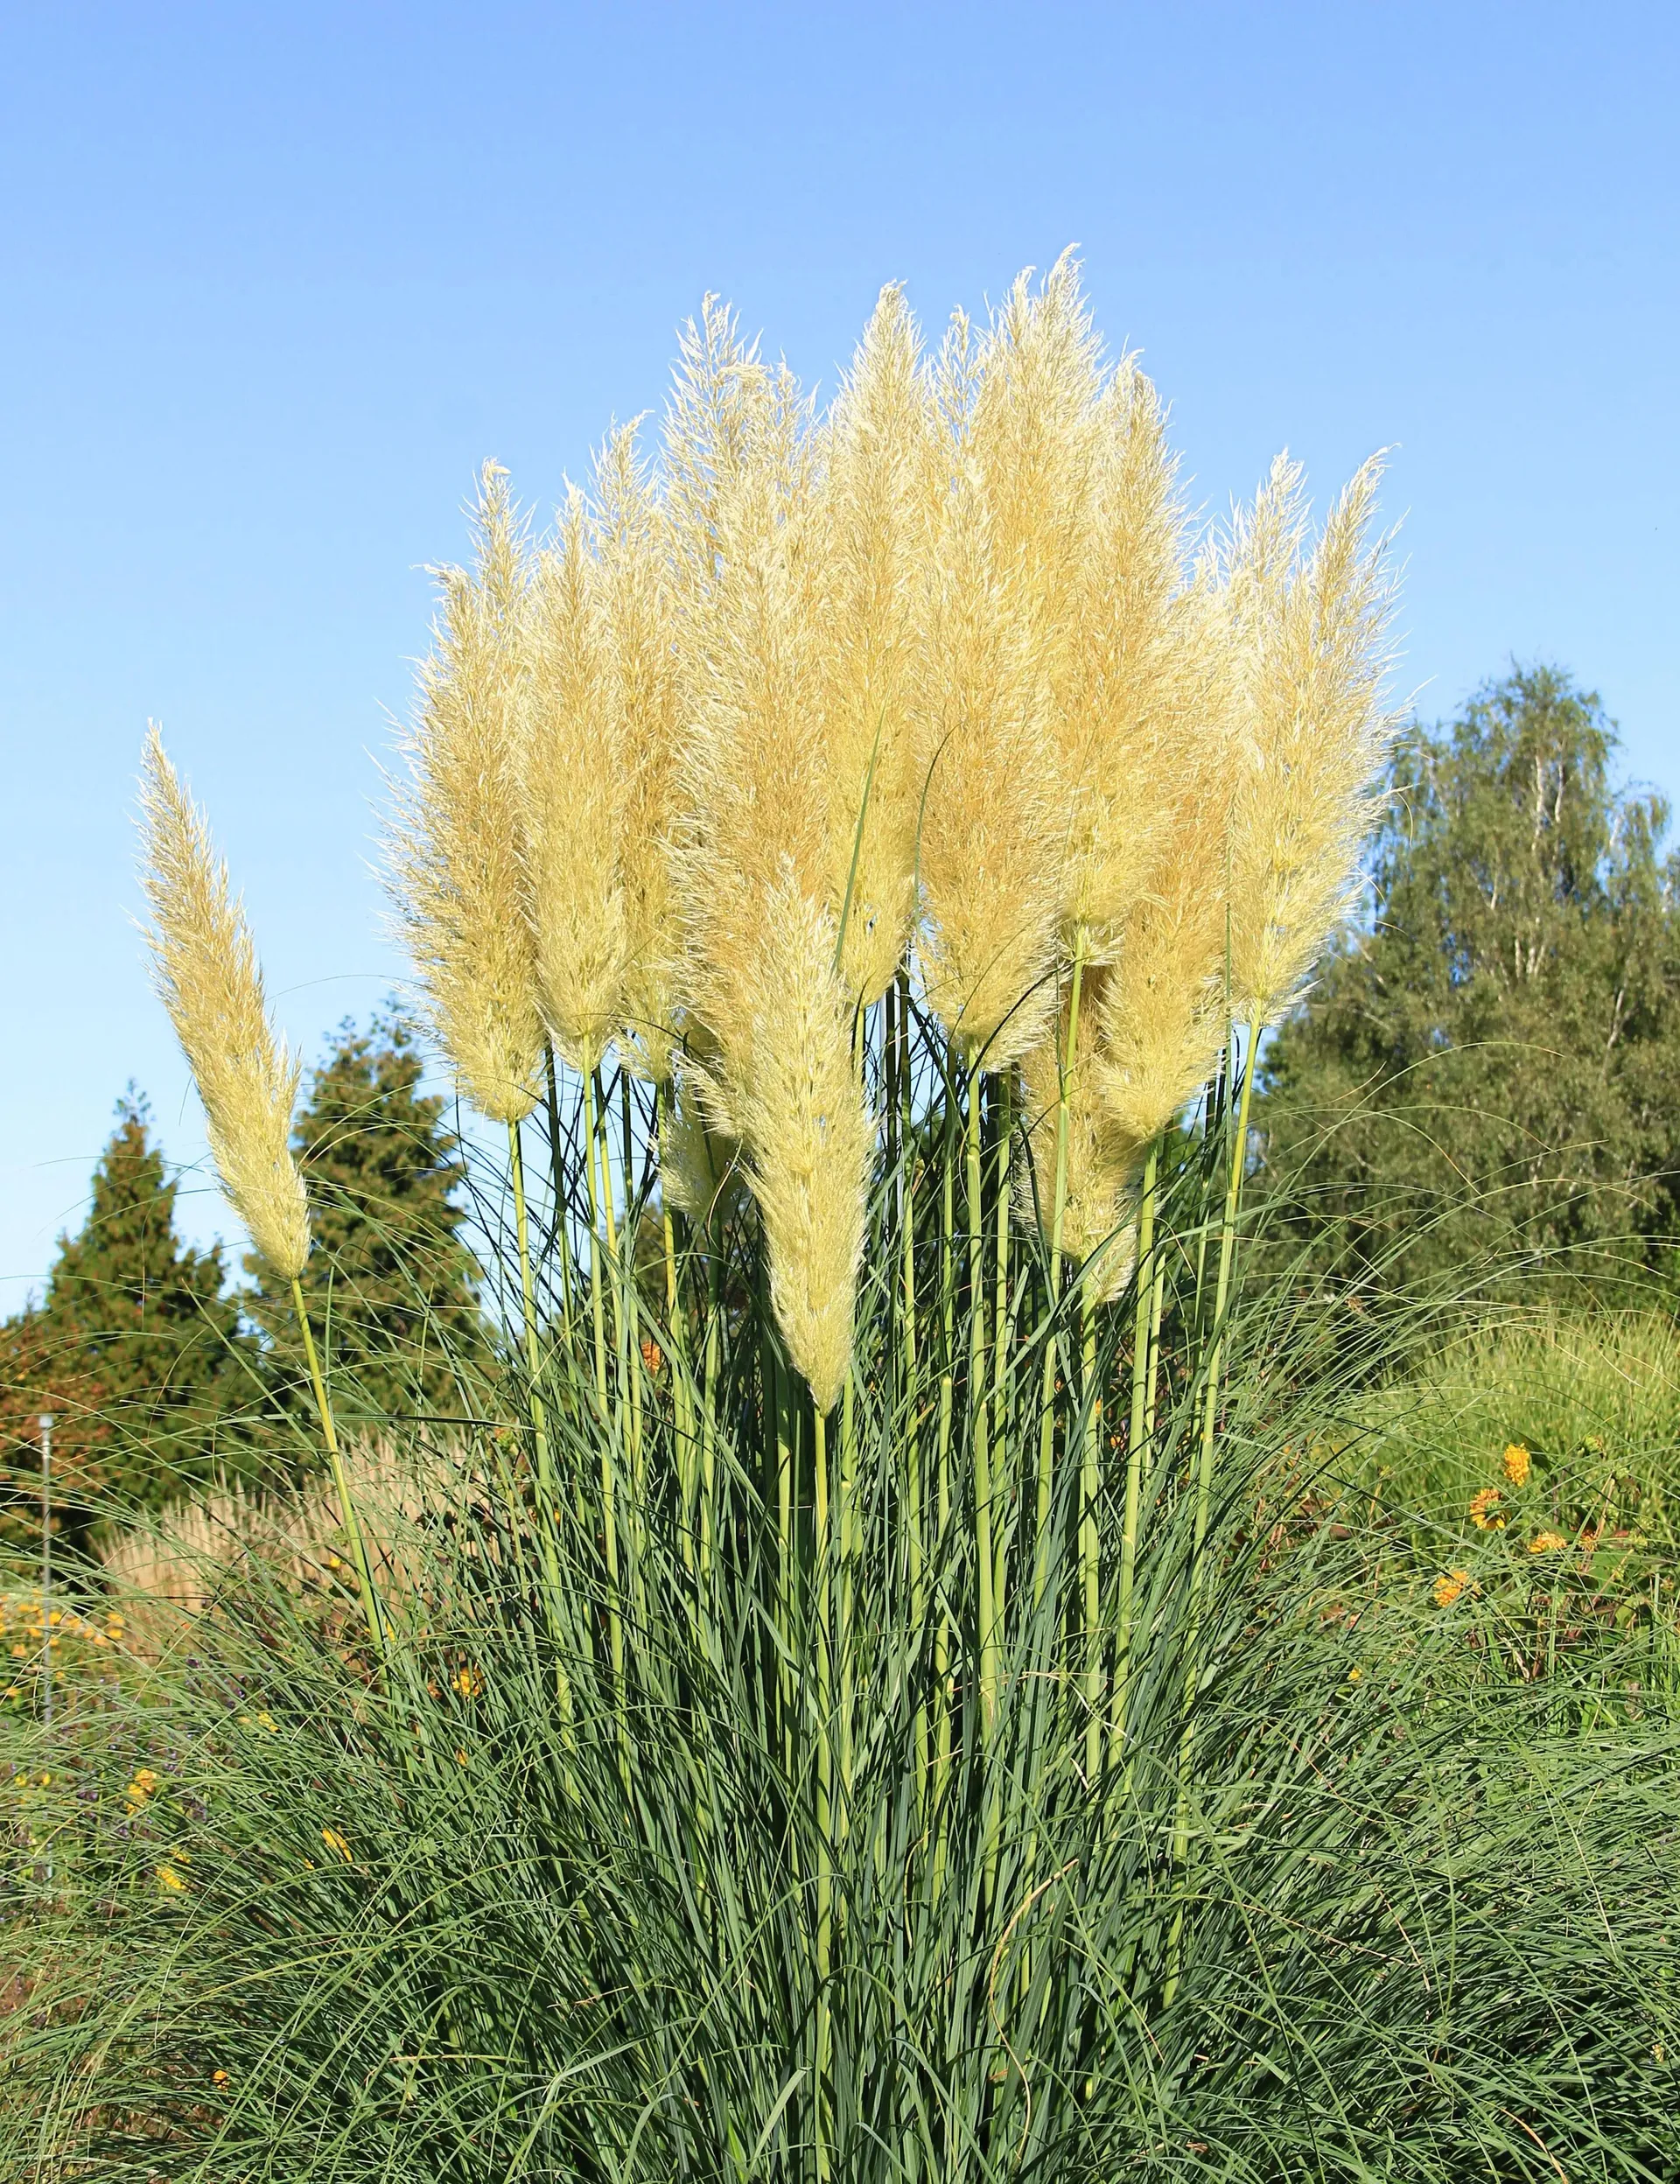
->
[388,463,543,1124]
[816,284,939,1004]
[1018,981,1140,1302]
[660,1051,746,1230]
[1055,360,1210,957]
[595,421,685,1078]
[137,730,310,1278]
[1222,451,1397,1026]
[668,340,873,1400]
[521,482,626,1072]
[728,874,874,1413]
[911,457,1062,1065]
[1089,756,1233,1147]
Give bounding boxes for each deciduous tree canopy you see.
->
[1257,666,1680,1291]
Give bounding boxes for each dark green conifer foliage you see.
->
[0,1095,255,1544]
[1258,665,1680,1291]
[245,1011,489,1424]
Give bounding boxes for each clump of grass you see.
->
[7,260,1676,2182]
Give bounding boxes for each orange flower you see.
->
[1433,1569,1471,1607]
[640,1336,665,1375]
[1469,1486,1504,1530]
[1502,1442,1531,1487]
[451,1663,484,1699]
[1528,1532,1567,1554]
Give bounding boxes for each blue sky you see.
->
[2,0,1676,1299]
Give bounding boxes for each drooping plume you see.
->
[1222,452,1396,1027]
[520,482,626,1073]
[137,730,310,1278]
[388,464,543,1124]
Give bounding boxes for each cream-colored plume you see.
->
[1222,451,1396,1027]
[1018,977,1140,1304]
[520,482,626,1072]
[911,456,1063,1065]
[1090,758,1233,1147]
[388,464,543,1124]
[137,730,310,1278]
[815,283,939,1004]
[596,422,685,1079]
[727,875,874,1413]
[1055,361,1210,958]
[660,1050,746,1230]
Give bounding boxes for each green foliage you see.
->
[1258,665,1680,1292]
[0,1097,256,1544]
[244,1011,491,1428]
[6,1039,1679,2180]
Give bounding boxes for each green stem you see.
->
[899,972,927,1819]
[1166,1026,1255,2004]
[291,1273,387,1666]
[1036,934,1087,1608]
[933,1079,956,1894]
[544,1044,575,1370]
[1080,1277,1102,1787]
[813,1398,834,2166]
[1112,1137,1158,1774]
[581,1067,623,1698]
[967,1065,996,1741]
[991,1071,1012,1671]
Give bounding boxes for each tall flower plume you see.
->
[1222,451,1397,1027]
[137,729,310,1278]
[814,283,939,1005]
[668,341,874,1404]
[388,463,543,1124]
[595,421,685,1079]
[520,481,627,1073]
[1018,976,1139,1302]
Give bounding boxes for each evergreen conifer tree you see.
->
[0,1095,256,1546]
[1258,666,1680,1292]
[244,1009,489,1424]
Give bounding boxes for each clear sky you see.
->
[2,0,1676,1302]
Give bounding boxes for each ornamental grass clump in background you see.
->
[10,259,1676,2184]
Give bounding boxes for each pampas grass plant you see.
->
[9,261,1673,2184]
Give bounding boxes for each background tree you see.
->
[1257,665,1680,1292]
[244,1009,490,1425]
[0,1094,256,1549]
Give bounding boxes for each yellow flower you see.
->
[127,1767,160,1805]
[451,1664,484,1699]
[212,2068,230,2087]
[1433,1569,1471,1607]
[454,1747,469,1768]
[157,1865,186,1893]
[1528,1532,1567,1554]
[10,1645,24,1660]
[1502,1442,1531,1487]
[1469,1486,1504,1531]
[321,1827,352,1862]
[1346,1667,1362,1682]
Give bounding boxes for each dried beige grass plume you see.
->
[912,456,1062,1065]
[1090,757,1233,1146]
[595,421,685,1078]
[729,875,874,1413]
[1223,451,1396,1027]
[1056,361,1211,958]
[816,283,939,1004]
[138,729,310,1278]
[521,481,627,1071]
[389,463,543,1124]
[1018,983,1140,1303]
